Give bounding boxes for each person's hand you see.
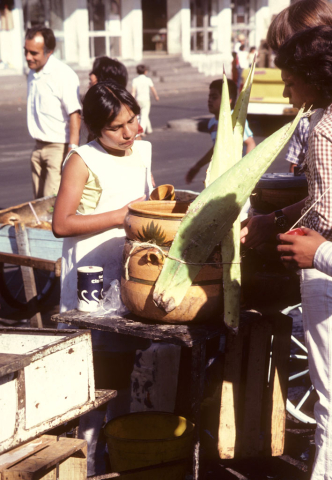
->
[155,96,160,101]
[115,195,146,225]
[240,213,275,249]
[186,165,200,184]
[277,227,327,269]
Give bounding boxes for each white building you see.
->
[0,0,295,74]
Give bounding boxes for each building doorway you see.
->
[142,0,167,52]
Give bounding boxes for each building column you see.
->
[181,0,190,60]
[167,0,182,54]
[0,0,25,73]
[121,0,142,61]
[254,0,270,46]
[217,0,231,54]
[63,0,90,66]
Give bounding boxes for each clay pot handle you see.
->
[146,247,165,266]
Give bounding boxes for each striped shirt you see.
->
[285,117,310,167]
[301,105,332,239]
[314,241,332,277]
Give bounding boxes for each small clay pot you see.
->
[149,184,175,201]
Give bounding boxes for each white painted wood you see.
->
[0,329,102,454]
[0,334,67,354]
[25,341,90,428]
[0,373,17,442]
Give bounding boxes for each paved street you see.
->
[0,89,291,208]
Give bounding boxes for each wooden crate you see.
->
[0,197,62,261]
[0,435,87,479]
[217,313,292,458]
[0,328,100,454]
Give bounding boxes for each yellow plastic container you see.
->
[104,412,194,479]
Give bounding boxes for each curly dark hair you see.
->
[275,25,332,105]
[83,80,140,138]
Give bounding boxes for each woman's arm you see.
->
[53,154,144,238]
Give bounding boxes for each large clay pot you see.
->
[121,239,223,324]
[124,201,190,247]
[122,200,222,324]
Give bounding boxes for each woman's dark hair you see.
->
[275,25,332,104]
[83,80,140,138]
[209,78,237,109]
[25,25,56,52]
[267,0,332,52]
[90,56,128,87]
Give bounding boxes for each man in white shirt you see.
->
[25,26,81,198]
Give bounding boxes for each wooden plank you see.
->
[266,313,292,456]
[241,319,272,457]
[14,222,43,328]
[58,441,87,480]
[51,310,226,348]
[0,353,31,377]
[0,436,55,472]
[0,253,61,277]
[0,390,116,455]
[218,326,246,459]
[7,438,87,475]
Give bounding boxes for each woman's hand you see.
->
[240,212,276,249]
[115,195,146,226]
[277,227,327,269]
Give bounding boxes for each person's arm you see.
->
[52,154,144,238]
[240,198,307,249]
[68,111,81,151]
[185,146,214,184]
[244,136,255,154]
[151,86,159,101]
[131,85,137,97]
[277,227,327,269]
[289,163,297,173]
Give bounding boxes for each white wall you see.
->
[122,0,143,61]
[167,0,182,54]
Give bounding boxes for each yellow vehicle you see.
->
[242,67,298,115]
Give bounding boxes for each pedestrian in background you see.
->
[248,46,257,67]
[185,78,255,184]
[89,56,128,88]
[25,26,81,199]
[132,64,159,135]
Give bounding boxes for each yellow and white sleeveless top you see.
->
[60,139,153,315]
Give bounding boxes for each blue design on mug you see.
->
[77,266,103,312]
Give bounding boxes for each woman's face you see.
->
[281,69,322,109]
[99,104,138,153]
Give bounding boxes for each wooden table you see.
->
[51,309,292,480]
